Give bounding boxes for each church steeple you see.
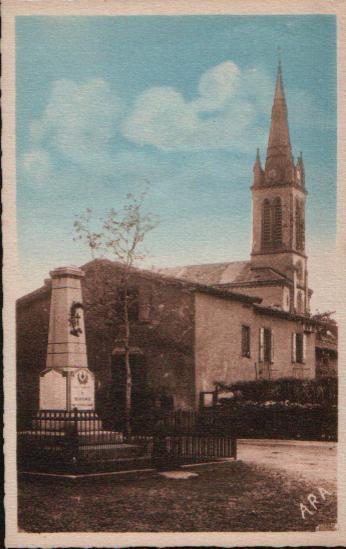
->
[264,61,295,184]
[250,61,310,314]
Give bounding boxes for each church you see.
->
[16,63,337,428]
[160,61,309,315]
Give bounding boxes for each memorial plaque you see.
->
[39,369,67,410]
[70,368,95,410]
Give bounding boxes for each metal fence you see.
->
[165,435,236,463]
[17,408,236,473]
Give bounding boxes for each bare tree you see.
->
[73,186,158,436]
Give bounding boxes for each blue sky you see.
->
[16,15,337,311]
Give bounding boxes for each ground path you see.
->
[237,439,336,487]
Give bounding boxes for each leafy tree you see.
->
[311,310,336,323]
[73,186,158,436]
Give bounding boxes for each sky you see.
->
[16,15,337,312]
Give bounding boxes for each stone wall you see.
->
[16,287,51,428]
[71,260,196,417]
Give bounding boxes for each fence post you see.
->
[231,436,237,460]
[152,401,169,470]
[64,408,79,472]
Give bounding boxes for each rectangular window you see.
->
[241,325,251,357]
[292,332,306,363]
[296,332,305,363]
[259,327,273,363]
[117,286,140,322]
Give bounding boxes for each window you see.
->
[284,288,290,311]
[292,332,306,363]
[296,292,304,314]
[262,197,282,249]
[296,261,304,283]
[262,199,271,248]
[241,325,251,357]
[295,199,305,251]
[272,197,283,245]
[259,327,273,363]
[199,391,216,408]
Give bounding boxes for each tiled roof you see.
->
[17,259,261,306]
[157,261,248,285]
[157,261,289,286]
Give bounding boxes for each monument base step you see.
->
[32,410,106,433]
[18,432,151,473]
[78,443,148,459]
[32,419,104,432]
[19,429,124,444]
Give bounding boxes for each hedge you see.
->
[210,377,337,441]
[216,376,337,406]
[210,403,337,441]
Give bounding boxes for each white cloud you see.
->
[28,78,122,171]
[123,61,270,152]
[20,63,325,189]
[21,149,53,187]
[195,61,240,111]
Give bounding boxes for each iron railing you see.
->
[18,408,237,473]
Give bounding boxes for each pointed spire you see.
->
[264,59,294,183]
[296,151,304,170]
[253,148,264,185]
[296,151,305,186]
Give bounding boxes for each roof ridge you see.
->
[159,260,248,269]
[17,258,261,306]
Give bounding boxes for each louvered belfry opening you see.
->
[261,197,283,250]
[262,199,272,248]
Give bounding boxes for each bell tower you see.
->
[251,61,310,313]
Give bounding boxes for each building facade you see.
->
[17,258,320,428]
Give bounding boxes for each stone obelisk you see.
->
[39,266,95,412]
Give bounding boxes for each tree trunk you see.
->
[124,345,132,438]
[123,277,132,438]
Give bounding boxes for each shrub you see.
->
[215,377,337,406]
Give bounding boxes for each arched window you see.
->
[272,197,282,246]
[262,199,271,248]
[297,291,304,314]
[296,260,303,284]
[295,199,305,250]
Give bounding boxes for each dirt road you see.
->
[238,439,336,488]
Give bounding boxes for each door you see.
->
[110,353,147,431]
